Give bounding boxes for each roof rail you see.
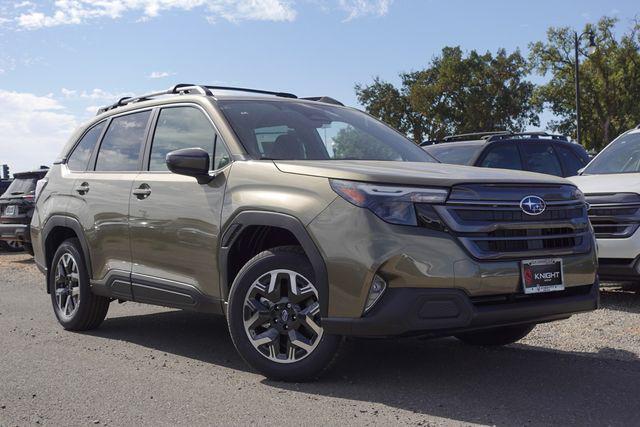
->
[486,131,569,142]
[96,83,212,115]
[96,84,347,116]
[442,131,508,142]
[204,85,297,99]
[301,96,344,106]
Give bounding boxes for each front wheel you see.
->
[227,246,342,382]
[455,324,536,346]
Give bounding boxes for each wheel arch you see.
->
[42,215,93,292]
[219,210,329,317]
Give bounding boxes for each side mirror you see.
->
[166,148,212,184]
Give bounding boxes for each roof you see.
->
[13,168,49,179]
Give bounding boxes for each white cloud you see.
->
[339,0,392,21]
[9,0,391,29]
[85,105,100,114]
[60,87,77,98]
[0,90,77,172]
[148,71,174,79]
[60,87,132,100]
[15,0,297,29]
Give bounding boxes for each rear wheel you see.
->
[455,324,536,346]
[227,246,342,381]
[49,238,110,330]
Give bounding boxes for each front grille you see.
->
[585,193,640,239]
[432,184,591,260]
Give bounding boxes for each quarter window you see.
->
[520,143,563,176]
[67,122,105,171]
[479,144,522,170]
[149,107,218,171]
[95,111,151,171]
[555,145,586,176]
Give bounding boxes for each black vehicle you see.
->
[0,168,48,254]
[422,132,590,178]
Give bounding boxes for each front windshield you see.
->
[424,144,480,165]
[218,100,436,162]
[584,132,640,175]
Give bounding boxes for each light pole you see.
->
[574,30,597,144]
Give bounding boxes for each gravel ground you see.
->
[1,252,639,426]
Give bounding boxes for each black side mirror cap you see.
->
[166,148,212,184]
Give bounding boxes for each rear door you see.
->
[70,109,151,296]
[129,104,232,303]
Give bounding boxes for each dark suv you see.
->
[422,132,590,177]
[1,169,48,254]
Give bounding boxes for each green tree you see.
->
[529,16,640,150]
[331,126,395,160]
[356,46,540,143]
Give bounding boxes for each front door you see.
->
[129,105,232,305]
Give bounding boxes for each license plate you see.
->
[3,205,17,216]
[521,258,564,294]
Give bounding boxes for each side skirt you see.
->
[90,270,224,315]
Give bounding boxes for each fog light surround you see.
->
[364,274,387,314]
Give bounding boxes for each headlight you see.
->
[330,179,448,226]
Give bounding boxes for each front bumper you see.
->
[0,223,30,243]
[322,279,599,337]
[598,257,640,282]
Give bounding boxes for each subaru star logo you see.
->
[520,195,546,216]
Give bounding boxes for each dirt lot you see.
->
[1,252,639,426]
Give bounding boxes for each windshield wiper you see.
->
[11,191,24,195]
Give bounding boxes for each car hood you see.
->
[274,160,570,187]
[569,173,640,194]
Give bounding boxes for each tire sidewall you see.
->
[227,248,341,381]
[49,239,92,330]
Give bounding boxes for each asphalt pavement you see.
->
[1,252,639,426]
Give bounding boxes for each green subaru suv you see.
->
[31,84,599,381]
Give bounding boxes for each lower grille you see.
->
[470,284,593,306]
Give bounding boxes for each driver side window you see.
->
[150,106,226,171]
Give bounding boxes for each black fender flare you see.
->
[42,215,93,285]
[219,210,329,317]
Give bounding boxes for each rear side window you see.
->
[520,143,563,176]
[149,107,216,171]
[555,144,586,177]
[67,122,105,171]
[479,144,522,170]
[424,144,480,165]
[95,111,151,171]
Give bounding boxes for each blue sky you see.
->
[0,0,638,172]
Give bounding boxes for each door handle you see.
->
[132,184,151,199]
[75,182,89,195]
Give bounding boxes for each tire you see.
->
[227,246,342,382]
[455,324,536,346]
[1,240,24,252]
[49,238,110,331]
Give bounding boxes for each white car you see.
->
[570,126,640,283]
